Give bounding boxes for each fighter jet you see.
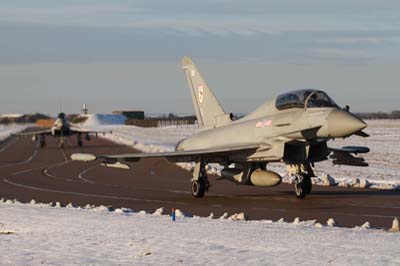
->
[16,112,107,148]
[72,56,369,198]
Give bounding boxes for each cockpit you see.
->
[57,113,66,119]
[275,89,338,110]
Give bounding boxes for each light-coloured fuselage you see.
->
[178,90,366,164]
[50,113,72,136]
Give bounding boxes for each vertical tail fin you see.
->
[182,56,231,128]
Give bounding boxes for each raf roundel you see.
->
[256,120,272,128]
[198,85,204,103]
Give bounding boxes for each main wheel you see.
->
[191,180,206,198]
[304,175,312,194]
[295,181,307,199]
[40,140,46,148]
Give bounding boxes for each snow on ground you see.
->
[82,113,126,127]
[81,118,400,190]
[0,200,399,266]
[0,124,32,141]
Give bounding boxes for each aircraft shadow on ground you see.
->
[44,144,119,150]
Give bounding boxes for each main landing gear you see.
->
[77,133,83,147]
[39,135,46,148]
[191,161,210,198]
[288,163,314,199]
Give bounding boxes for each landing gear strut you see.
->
[59,137,65,149]
[294,174,308,199]
[39,135,46,148]
[191,161,210,198]
[288,163,314,199]
[77,133,83,147]
[303,174,312,194]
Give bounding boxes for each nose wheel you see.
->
[39,136,46,148]
[77,134,83,147]
[294,174,312,199]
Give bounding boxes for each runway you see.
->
[0,133,399,229]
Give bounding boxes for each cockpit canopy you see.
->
[276,89,338,110]
[57,112,66,119]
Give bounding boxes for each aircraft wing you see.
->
[71,144,261,167]
[13,129,52,137]
[328,146,369,167]
[70,127,112,135]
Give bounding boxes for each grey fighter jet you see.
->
[72,56,369,198]
[16,112,107,148]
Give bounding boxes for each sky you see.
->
[0,0,400,115]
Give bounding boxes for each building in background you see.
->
[125,115,197,127]
[112,110,145,120]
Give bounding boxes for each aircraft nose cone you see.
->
[327,110,367,138]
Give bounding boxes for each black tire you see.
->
[191,180,206,198]
[304,175,312,194]
[295,182,307,199]
[40,141,46,148]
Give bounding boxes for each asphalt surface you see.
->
[0,133,399,229]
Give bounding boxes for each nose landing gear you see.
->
[39,135,46,148]
[288,163,314,199]
[77,133,83,147]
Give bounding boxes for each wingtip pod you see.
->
[71,153,97,162]
[181,56,193,69]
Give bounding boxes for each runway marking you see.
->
[76,164,191,193]
[3,178,187,206]
[42,161,76,183]
[10,148,76,183]
[60,148,69,161]
[12,164,55,176]
[0,137,17,153]
[77,166,97,184]
[77,166,191,193]
[0,143,39,169]
[41,149,77,183]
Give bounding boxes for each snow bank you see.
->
[80,114,126,127]
[0,200,399,266]
[0,124,33,141]
[94,125,196,152]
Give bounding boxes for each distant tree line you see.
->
[356,111,400,119]
[0,113,50,124]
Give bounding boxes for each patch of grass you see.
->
[71,116,88,124]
